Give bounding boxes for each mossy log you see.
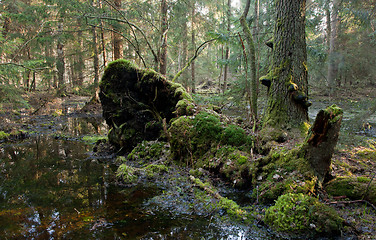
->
[99,59,194,152]
[302,105,343,183]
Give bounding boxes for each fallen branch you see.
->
[326,199,376,212]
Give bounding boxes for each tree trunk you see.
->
[98,0,107,66]
[57,21,65,92]
[327,0,340,95]
[182,13,189,89]
[223,0,231,94]
[77,20,85,87]
[191,4,196,93]
[240,0,258,122]
[113,0,123,60]
[302,105,343,183]
[262,0,309,133]
[92,26,100,88]
[159,0,168,75]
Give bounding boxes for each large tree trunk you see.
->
[262,0,309,134]
[113,0,123,60]
[159,0,168,75]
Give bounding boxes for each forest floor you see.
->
[0,88,375,239]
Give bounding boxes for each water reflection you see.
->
[1,116,274,239]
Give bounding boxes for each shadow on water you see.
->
[0,116,275,239]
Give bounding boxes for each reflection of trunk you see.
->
[223,0,231,94]
[159,0,168,75]
[191,4,196,93]
[113,0,123,60]
[327,0,339,94]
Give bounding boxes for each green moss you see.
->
[127,141,168,163]
[116,163,137,183]
[221,124,254,148]
[325,176,376,204]
[144,164,169,178]
[265,193,343,234]
[254,148,317,203]
[0,131,10,140]
[82,135,107,144]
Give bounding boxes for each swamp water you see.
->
[0,115,274,239]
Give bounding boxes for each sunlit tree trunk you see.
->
[113,0,123,60]
[191,3,196,93]
[98,0,107,66]
[76,19,84,87]
[327,0,340,94]
[182,14,189,89]
[159,0,168,75]
[262,0,309,133]
[240,0,258,122]
[92,26,100,88]
[223,0,231,94]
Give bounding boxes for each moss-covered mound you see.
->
[325,176,376,204]
[168,111,255,188]
[99,59,194,152]
[265,193,343,235]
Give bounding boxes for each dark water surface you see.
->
[0,116,273,240]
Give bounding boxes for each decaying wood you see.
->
[302,106,343,182]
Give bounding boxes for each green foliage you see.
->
[116,163,137,183]
[0,131,11,140]
[265,193,343,234]
[0,85,30,108]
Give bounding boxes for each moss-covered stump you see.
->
[99,59,194,152]
[302,105,343,183]
[325,176,376,204]
[265,193,343,235]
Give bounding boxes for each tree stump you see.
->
[302,105,343,183]
[99,59,193,152]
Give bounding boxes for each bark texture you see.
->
[302,105,343,182]
[262,0,309,131]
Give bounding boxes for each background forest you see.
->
[1,0,375,114]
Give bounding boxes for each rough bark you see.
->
[113,0,123,60]
[262,0,309,133]
[302,105,343,182]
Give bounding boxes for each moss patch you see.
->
[265,193,343,234]
[325,176,376,204]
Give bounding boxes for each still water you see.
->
[0,116,273,239]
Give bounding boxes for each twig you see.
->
[362,172,376,200]
[326,199,376,212]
